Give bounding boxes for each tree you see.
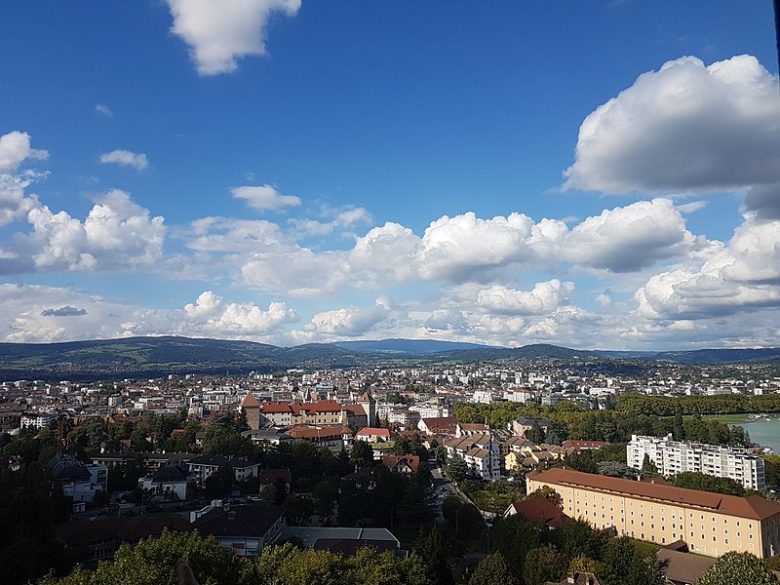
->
[285,495,315,526]
[529,485,562,509]
[446,455,468,483]
[489,514,541,576]
[523,544,567,585]
[601,537,664,585]
[559,519,608,560]
[351,441,374,468]
[39,529,240,585]
[641,454,658,477]
[670,472,746,496]
[568,555,599,574]
[672,409,686,440]
[526,423,546,445]
[413,527,454,585]
[698,552,777,585]
[468,552,518,585]
[259,483,278,505]
[312,480,338,519]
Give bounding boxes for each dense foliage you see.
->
[669,472,751,496]
[454,401,751,446]
[39,531,433,585]
[697,551,778,585]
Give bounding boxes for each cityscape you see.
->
[1,2,779,585]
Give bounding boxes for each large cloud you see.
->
[165,0,301,75]
[300,297,391,338]
[475,280,574,315]
[182,291,296,335]
[563,198,697,272]
[636,215,780,319]
[0,131,47,227]
[21,190,166,272]
[564,55,780,195]
[0,131,48,172]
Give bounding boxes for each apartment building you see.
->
[627,434,765,491]
[527,468,780,559]
[248,399,368,430]
[444,433,502,480]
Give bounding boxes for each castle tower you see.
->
[240,392,261,430]
[358,392,377,427]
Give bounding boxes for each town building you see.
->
[187,455,260,487]
[527,467,780,558]
[139,463,189,500]
[49,455,108,505]
[193,503,285,557]
[444,433,501,480]
[627,434,766,491]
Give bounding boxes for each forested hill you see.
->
[0,336,777,380]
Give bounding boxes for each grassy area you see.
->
[629,539,660,558]
[702,414,753,424]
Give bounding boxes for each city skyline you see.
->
[1,1,778,349]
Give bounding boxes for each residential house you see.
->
[188,455,260,487]
[382,454,421,476]
[354,427,391,443]
[418,416,458,436]
[504,495,571,529]
[282,526,402,556]
[444,434,501,480]
[511,417,553,437]
[286,425,352,453]
[139,463,189,500]
[193,504,285,557]
[49,455,108,505]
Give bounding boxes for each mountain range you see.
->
[0,336,778,380]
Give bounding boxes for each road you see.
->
[430,462,466,525]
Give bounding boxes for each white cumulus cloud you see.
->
[232,185,301,210]
[165,0,301,75]
[564,55,780,195]
[563,198,697,272]
[100,149,149,171]
[0,131,48,172]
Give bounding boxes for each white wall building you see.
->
[445,434,502,480]
[627,434,765,491]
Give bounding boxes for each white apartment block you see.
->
[445,434,502,480]
[628,434,765,491]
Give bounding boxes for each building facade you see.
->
[627,434,766,491]
[527,467,780,559]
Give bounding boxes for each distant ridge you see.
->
[333,338,495,354]
[0,336,777,380]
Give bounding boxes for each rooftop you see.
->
[528,468,780,520]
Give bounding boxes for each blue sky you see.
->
[0,0,778,348]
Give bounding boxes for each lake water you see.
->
[734,418,780,454]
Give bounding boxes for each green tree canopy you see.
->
[523,544,567,585]
[698,552,778,585]
[468,552,518,585]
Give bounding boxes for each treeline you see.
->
[38,517,667,585]
[38,530,431,585]
[453,403,750,446]
[616,394,780,417]
[0,430,73,585]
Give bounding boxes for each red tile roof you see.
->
[507,496,570,529]
[240,392,260,408]
[287,425,351,439]
[355,427,391,438]
[382,454,420,474]
[528,468,780,521]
